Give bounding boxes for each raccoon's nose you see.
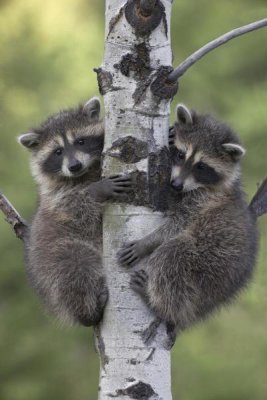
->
[171,178,184,192]
[68,160,82,172]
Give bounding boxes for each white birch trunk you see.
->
[96,1,173,398]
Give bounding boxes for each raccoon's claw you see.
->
[117,241,142,267]
[169,126,175,147]
[118,239,150,266]
[107,174,133,198]
[93,174,133,202]
[130,270,148,297]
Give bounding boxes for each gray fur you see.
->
[119,106,260,336]
[20,98,132,326]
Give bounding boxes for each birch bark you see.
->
[96,1,173,398]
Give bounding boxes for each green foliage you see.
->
[0,0,266,399]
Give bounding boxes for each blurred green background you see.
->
[0,0,267,399]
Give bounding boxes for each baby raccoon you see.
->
[118,104,266,337]
[19,97,132,326]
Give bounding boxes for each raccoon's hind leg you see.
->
[145,236,199,330]
[53,238,108,326]
[130,269,177,347]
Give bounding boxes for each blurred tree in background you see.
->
[0,1,266,399]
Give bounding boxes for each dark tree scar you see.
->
[94,68,123,95]
[107,136,148,164]
[109,381,157,399]
[151,65,179,99]
[148,146,171,211]
[114,43,151,79]
[125,0,165,37]
[120,381,157,399]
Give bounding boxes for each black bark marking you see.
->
[116,381,157,399]
[126,377,136,382]
[115,43,151,78]
[94,68,112,95]
[148,146,171,211]
[108,5,125,37]
[129,171,148,207]
[151,65,179,99]
[133,329,143,334]
[94,68,122,95]
[145,348,156,361]
[142,318,161,344]
[129,358,141,365]
[125,0,165,37]
[94,326,109,370]
[107,136,148,163]
[139,0,157,17]
[162,7,168,37]
[133,74,154,105]
[114,42,153,105]
[115,53,133,77]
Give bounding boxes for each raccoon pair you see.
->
[19,97,132,326]
[118,104,267,338]
[19,98,267,334]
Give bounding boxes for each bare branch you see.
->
[0,192,28,241]
[167,18,267,83]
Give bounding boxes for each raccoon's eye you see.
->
[174,149,185,162]
[54,148,63,156]
[196,161,206,170]
[77,138,85,146]
[74,138,86,146]
[171,148,185,165]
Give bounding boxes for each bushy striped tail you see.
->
[249,177,267,218]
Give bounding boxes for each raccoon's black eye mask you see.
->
[42,151,63,175]
[193,162,222,185]
[74,136,104,154]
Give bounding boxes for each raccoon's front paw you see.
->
[117,240,147,267]
[101,174,133,200]
[130,270,148,300]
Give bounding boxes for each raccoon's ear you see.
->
[83,97,101,121]
[176,104,193,126]
[17,132,40,149]
[222,143,246,161]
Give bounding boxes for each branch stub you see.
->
[150,66,179,99]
